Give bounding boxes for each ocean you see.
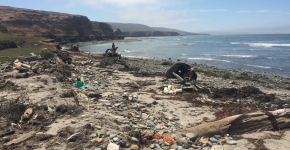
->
[80,34,290,77]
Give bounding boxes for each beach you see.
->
[0,49,290,150]
[81,34,290,77]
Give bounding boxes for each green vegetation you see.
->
[0,32,51,63]
[40,50,55,58]
[0,40,17,50]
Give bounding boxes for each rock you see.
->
[186,132,198,141]
[107,142,119,150]
[203,147,211,150]
[89,133,97,138]
[130,144,139,150]
[21,108,33,121]
[71,120,76,124]
[209,137,218,143]
[96,114,104,119]
[15,73,29,78]
[75,93,89,103]
[64,120,72,125]
[211,145,227,150]
[113,137,119,142]
[226,140,238,145]
[150,144,155,148]
[184,143,191,149]
[177,146,183,150]
[131,137,139,143]
[110,134,117,139]
[179,137,188,144]
[95,138,103,143]
[155,144,162,149]
[141,113,149,119]
[88,92,102,98]
[95,125,102,130]
[228,80,235,84]
[98,127,107,138]
[199,137,209,146]
[170,134,179,140]
[213,135,221,139]
[170,144,177,149]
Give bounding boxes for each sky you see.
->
[1,0,290,34]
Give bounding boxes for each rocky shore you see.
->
[0,49,290,150]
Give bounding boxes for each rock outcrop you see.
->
[0,6,123,42]
[91,21,124,40]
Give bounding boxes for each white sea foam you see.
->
[245,64,271,69]
[188,57,232,63]
[188,57,214,61]
[221,55,255,58]
[123,56,151,59]
[231,42,290,47]
[265,57,275,60]
[182,43,194,46]
[119,49,131,53]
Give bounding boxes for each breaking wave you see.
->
[119,49,131,53]
[182,43,194,46]
[245,64,271,69]
[188,57,232,63]
[220,55,255,58]
[231,42,290,47]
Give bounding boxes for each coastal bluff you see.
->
[0,6,124,42]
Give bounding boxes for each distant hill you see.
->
[108,23,154,32]
[151,27,208,35]
[108,22,208,36]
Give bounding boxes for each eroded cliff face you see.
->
[0,6,123,42]
[91,21,124,40]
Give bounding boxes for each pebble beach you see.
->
[0,49,290,150]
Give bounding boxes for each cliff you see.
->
[0,6,123,42]
[91,21,124,40]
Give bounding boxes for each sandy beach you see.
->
[0,49,290,150]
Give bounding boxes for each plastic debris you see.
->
[76,81,86,89]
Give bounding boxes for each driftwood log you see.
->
[4,131,36,146]
[172,109,290,137]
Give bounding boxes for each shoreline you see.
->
[0,50,289,149]
[88,51,290,88]
[76,35,290,78]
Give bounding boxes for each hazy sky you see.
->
[1,0,290,34]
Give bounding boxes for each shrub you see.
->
[40,50,54,58]
[0,40,17,50]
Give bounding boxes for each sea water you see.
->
[80,34,290,77]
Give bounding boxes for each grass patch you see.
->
[0,32,51,63]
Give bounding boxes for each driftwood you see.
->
[4,131,36,146]
[173,109,290,137]
[172,72,184,82]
